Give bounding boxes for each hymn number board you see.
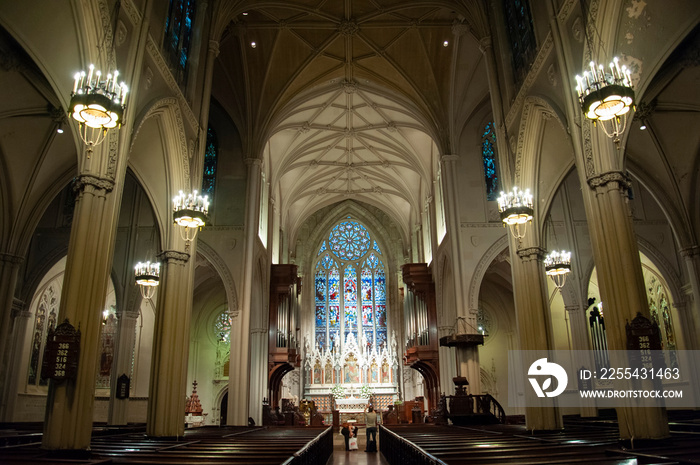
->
[41,318,80,382]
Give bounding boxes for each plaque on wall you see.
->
[116,373,130,399]
[40,318,80,382]
[625,312,665,370]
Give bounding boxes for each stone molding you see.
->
[0,253,23,265]
[516,246,546,261]
[73,175,116,193]
[158,250,190,264]
[586,171,630,191]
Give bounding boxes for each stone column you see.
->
[514,246,562,430]
[579,168,668,439]
[248,327,267,426]
[107,310,139,425]
[0,253,23,421]
[228,158,262,425]
[42,174,125,451]
[437,325,456,396]
[146,250,193,438]
[3,299,28,422]
[565,305,596,417]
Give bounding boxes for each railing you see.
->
[379,425,448,465]
[444,393,506,424]
[283,426,333,465]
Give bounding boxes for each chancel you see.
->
[1,0,700,464]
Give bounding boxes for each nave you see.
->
[2,412,700,465]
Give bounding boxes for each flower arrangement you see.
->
[359,384,372,399]
[330,384,345,398]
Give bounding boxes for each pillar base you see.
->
[42,449,92,460]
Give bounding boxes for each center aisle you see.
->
[326,426,389,465]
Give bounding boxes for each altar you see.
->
[334,396,369,413]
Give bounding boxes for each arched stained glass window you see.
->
[504,0,537,85]
[202,125,218,197]
[482,122,499,201]
[315,219,387,353]
[163,0,196,85]
[215,309,232,343]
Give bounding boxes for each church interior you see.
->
[1,0,700,463]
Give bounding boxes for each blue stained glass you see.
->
[318,254,335,270]
[315,272,326,304]
[344,266,357,328]
[366,252,380,269]
[329,221,371,260]
[316,305,326,326]
[373,240,382,254]
[362,305,373,326]
[329,306,340,327]
[318,241,327,256]
[329,330,340,351]
[376,330,387,349]
[504,0,536,85]
[202,125,217,196]
[375,305,386,328]
[482,122,498,201]
[374,269,386,304]
[361,268,372,304]
[163,0,195,85]
[363,329,374,348]
[315,331,326,350]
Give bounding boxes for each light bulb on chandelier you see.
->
[497,187,534,241]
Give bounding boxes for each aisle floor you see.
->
[326,427,389,465]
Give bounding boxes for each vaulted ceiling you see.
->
[211,0,489,236]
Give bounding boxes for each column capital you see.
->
[478,36,492,53]
[565,305,583,314]
[157,250,190,264]
[0,253,23,265]
[516,246,546,261]
[440,154,459,163]
[586,170,630,192]
[451,21,469,37]
[245,158,263,167]
[11,298,26,318]
[208,40,220,57]
[73,175,115,193]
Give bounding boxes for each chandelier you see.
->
[173,190,209,246]
[497,187,534,240]
[69,65,127,151]
[544,250,572,289]
[575,57,634,145]
[135,261,160,300]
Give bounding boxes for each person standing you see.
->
[364,406,378,452]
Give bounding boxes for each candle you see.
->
[87,64,94,89]
[121,85,128,105]
[73,73,80,93]
[112,71,119,93]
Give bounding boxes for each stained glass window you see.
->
[202,125,217,197]
[314,218,387,360]
[504,0,537,85]
[215,309,232,343]
[163,0,196,85]
[482,122,499,201]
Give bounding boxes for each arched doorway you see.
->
[220,392,228,425]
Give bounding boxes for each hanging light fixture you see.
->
[544,250,572,289]
[69,65,128,151]
[173,190,209,247]
[135,261,160,300]
[575,57,635,146]
[497,187,534,240]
